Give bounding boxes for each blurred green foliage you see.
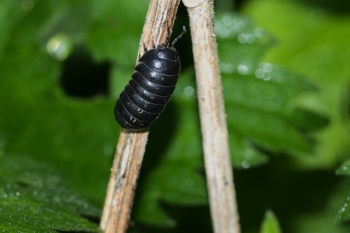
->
[243,0,350,168]
[0,0,349,232]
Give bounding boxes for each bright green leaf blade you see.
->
[0,154,101,232]
[260,210,281,233]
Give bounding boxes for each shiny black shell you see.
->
[114,45,181,129]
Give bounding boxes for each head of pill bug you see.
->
[155,45,178,61]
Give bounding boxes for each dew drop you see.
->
[238,33,247,43]
[184,86,194,97]
[223,15,233,26]
[254,28,264,38]
[262,63,273,72]
[242,161,250,169]
[246,34,256,44]
[255,69,265,79]
[46,34,73,61]
[238,64,249,75]
[219,28,230,38]
[262,73,271,81]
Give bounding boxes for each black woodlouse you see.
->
[114,26,187,130]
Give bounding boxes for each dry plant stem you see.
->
[100,1,181,233]
[100,129,149,232]
[185,0,240,233]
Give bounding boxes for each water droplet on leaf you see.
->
[46,34,73,61]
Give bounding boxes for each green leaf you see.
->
[336,159,350,222]
[260,210,281,233]
[229,133,268,169]
[0,154,101,232]
[0,0,121,203]
[85,0,147,66]
[336,196,350,223]
[216,14,320,159]
[243,0,350,168]
[241,1,350,232]
[336,160,350,176]
[0,0,151,229]
[0,0,331,230]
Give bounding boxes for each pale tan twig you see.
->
[99,1,181,233]
[183,0,241,232]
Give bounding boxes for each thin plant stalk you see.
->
[99,1,181,232]
[183,0,241,232]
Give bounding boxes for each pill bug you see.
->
[114,26,186,130]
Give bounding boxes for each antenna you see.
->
[171,26,187,47]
